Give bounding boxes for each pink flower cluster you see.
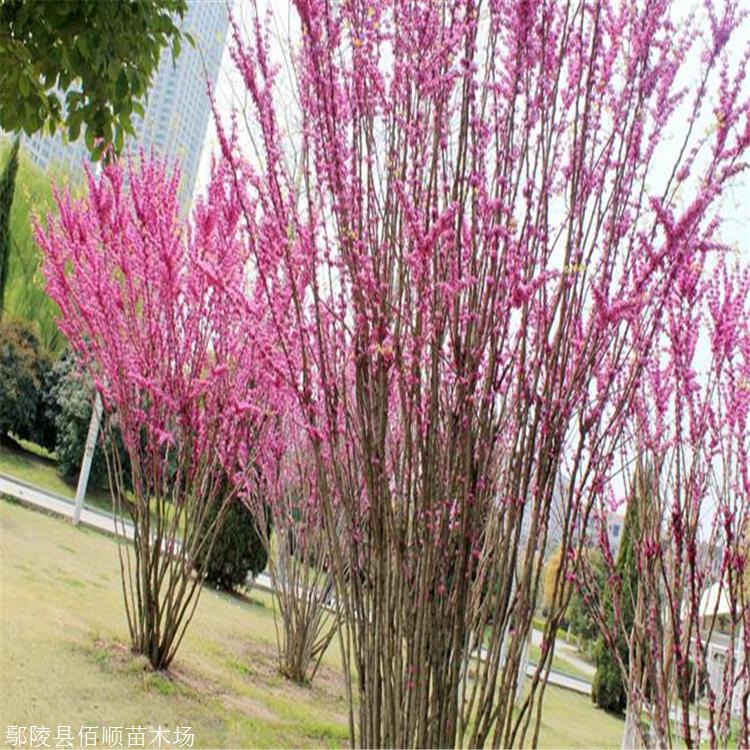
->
[38,156,282,497]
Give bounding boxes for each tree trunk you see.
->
[621,702,643,750]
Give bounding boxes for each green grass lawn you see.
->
[0,440,182,532]
[0,497,624,748]
[528,642,592,683]
[0,438,113,514]
[530,686,623,749]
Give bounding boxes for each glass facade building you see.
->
[21,0,229,210]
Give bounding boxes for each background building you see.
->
[22,128,89,180]
[21,0,229,210]
[518,473,627,560]
[131,0,228,208]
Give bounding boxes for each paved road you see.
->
[528,667,591,696]
[530,627,596,682]
[476,644,592,696]
[0,472,133,538]
[2,472,591,696]
[555,640,596,677]
[0,472,276,593]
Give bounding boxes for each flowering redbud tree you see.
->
[216,0,750,745]
[38,157,272,670]
[249,415,338,684]
[577,260,750,748]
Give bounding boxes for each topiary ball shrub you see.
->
[196,496,270,592]
[0,319,51,444]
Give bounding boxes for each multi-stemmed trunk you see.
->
[215,0,750,745]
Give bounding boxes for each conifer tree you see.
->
[593,479,641,713]
[0,137,20,318]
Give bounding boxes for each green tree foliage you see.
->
[0,137,20,319]
[0,0,188,157]
[542,546,605,651]
[0,139,66,352]
[0,319,51,445]
[567,550,606,648]
[35,359,59,453]
[542,547,568,613]
[46,350,130,488]
[592,496,640,713]
[196,497,270,592]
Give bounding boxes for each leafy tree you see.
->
[542,548,567,614]
[592,498,640,713]
[0,319,50,444]
[34,358,59,453]
[0,139,69,352]
[0,0,188,157]
[45,350,102,483]
[592,637,626,713]
[0,137,19,319]
[566,551,606,649]
[196,496,269,592]
[45,350,130,488]
[543,547,604,650]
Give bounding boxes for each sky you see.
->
[195,0,297,198]
[191,0,750,532]
[195,0,749,254]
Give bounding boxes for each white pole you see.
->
[733,621,744,718]
[516,631,530,704]
[72,392,103,525]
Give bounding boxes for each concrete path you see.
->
[556,640,596,677]
[532,669,592,696]
[2,472,591,696]
[0,472,133,539]
[474,642,592,696]
[0,472,275,593]
[531,628,596,677]
[530,627,596,681]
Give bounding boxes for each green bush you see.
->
[47,350,129,489]
[0,319,51,445]
[592,474,643,714]
[35,358,60,452]
[567,550,606,649]
[591,635,626,712]
[0,139,69,354]
[196,496,269,592]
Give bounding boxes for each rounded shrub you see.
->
[196,496,269,592]
[35,358,61,452]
